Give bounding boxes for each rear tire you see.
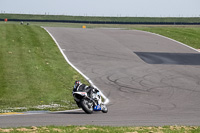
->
[80,99,93,114]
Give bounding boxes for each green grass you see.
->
[1,125,200,133]
[0,23,88,112]
[1,13,200,23]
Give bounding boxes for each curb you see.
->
[0,112,24,116]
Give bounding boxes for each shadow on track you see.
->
[135,52,200,65]
[50,111,85,115]
[50,110,106,115]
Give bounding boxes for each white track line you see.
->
[43,27,109,105]
[135,29,200,53]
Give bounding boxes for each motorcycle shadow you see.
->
[51,111,85,114]
[50,110,103,115]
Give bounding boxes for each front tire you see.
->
[80,99,94,114]
[101,104,108,113]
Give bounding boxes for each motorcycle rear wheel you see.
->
[80,99,94,114]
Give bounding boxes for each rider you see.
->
[73,80,101,103]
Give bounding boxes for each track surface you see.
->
[1,28,200,127]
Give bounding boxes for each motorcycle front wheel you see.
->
[101,104,108,113]
[80,99,94,114]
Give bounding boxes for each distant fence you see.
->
[1,19,200,25]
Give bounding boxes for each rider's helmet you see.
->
[74,80,82,91]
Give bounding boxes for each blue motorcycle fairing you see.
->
[93,105,101,111]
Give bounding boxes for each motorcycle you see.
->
[72,81,108,114]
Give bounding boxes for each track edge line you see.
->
[134,29,200,53]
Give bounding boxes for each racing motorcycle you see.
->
[72,81,108,114]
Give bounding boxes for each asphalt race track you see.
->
[1,28,200,127]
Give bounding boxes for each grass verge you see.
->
[0,23,87,113]
[1,125,200,133]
